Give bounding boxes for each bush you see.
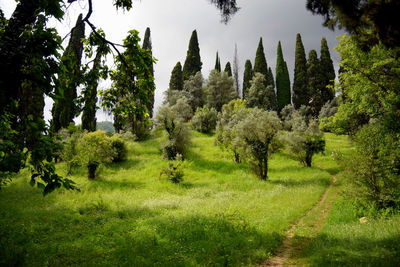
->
[159,154,184,184]
[77,130,116,179]
[338,124,400,209]
[110,135,128,162]
[156,106,191,160]
[191,106,218,133]
[171,97,193,122]
[285,115,325,167]
[56,126,83,175]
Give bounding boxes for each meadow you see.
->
[0,131,399,266]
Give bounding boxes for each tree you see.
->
[191,106,218,133]
[207,70,238,112]
[233,43,240,96]
[142,27,155,118]
[171,97,193,122]
[319,37,335,103]
[292,33,309,109]
[182,30,202,81]
[242,59,253,99]
[183,72,205,112]
[307,49,324,116]
[267,67,275,91]
[306,0,400,49]
[253,37,269,86]
[81,30,110,132]
[275,41,291,112]
[100,30,155,134]
[235,108,281,180]
[224,62,232,77]
[51,14,85,133]
[214,51,221,72]
[246,73,275,110]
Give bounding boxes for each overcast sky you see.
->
[1,0,344,122]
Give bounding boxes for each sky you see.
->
[1,0,344,123]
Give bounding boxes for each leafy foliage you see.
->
[159,155,185,184]
[207,70,237,112]
[246,73,276,110]
[169,61,183,92]
[183,72,205,112]
[156,106,191,160]
[224,61,232,77]
[191,106,218,133]
[171,97,193,122]
[242,59,253,99]
[182,30,202,81]
[110,135,128,162]
[275,41,291,112]
[292,33,309,109]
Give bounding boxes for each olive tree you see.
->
[234,108,281,180]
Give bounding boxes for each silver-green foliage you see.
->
[171,97,193,122]
[246,72,276,110]
[191,106,218,133]
[207,70,237,112]
[156,106,191,160]
[285,113,325,167]
[234,108,281,179]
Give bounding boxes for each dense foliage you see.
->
[292,33,309,109]
[275,41,291,112]
[191,106,218,133]
[182,30,202,81]
[242,59,253,98]
[207,70,237,112]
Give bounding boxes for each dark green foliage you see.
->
[253,37,269,86]
[242,59,253,99]
[319,38,335,103]
[100,30,155,134]
[110,135,128,162]
[267,67,275,90]
[207,70,238,112]
[292,33,309,109]
[159,159,184,184]
[142,27,155,118]
[82,30,110,132]
[275,41,291,112]
[182,30,202,81]
[51,14,85,133]
[169,62,183,91]
[214,52,221,72]
[307,49,324,116]
[306,0,400,49]
[191,106,218,133]
[224,62,232,77]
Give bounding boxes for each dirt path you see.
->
[260,173,337,266]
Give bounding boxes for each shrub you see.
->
[156,106,191,160]
[285,116,325,167]
[191,106,218,133]
[159,154,184,184]
[234,108,281,180]
[110,135,128,162]
[171,97,193,122]
[77,130,116,179]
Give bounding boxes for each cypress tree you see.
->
[275,41,291,112]
[214,52,221,72]
[169,62,183,91]
[320,37,335,103]
[142,27,155,117]
[51,14,85,132]
[242,59,253,99]
[292,33,309,109]
[182,30,202,81]
[307,49,324,116]
[267,67,275,90]
[253,37,269,86]
[224,62,232,77]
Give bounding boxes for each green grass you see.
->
[0,132,354,266]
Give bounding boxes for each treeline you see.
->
[166,30,336,119]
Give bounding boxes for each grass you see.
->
[0,131,391,266]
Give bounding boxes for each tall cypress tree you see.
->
[214,51,221,72]
[292,33,309,109]
[51,14,85,132]
[307,49,324,116]
[267,67,275,90]
[182,30,202,81]
[224,62,232,77]
[253,37,269,85]
[320,37,335,103]
[276,41,291,112]
[142,27,155,117]
[169,61,183,91]
[242,59,253,99]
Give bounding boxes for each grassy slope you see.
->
[0,132,349,266]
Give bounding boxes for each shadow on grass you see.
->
[297,233,400,266]
[87,178,145,191]
[104,158,140,171]
[186,151,247,175]
[268,176,330,188]
[113,214,282,266]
